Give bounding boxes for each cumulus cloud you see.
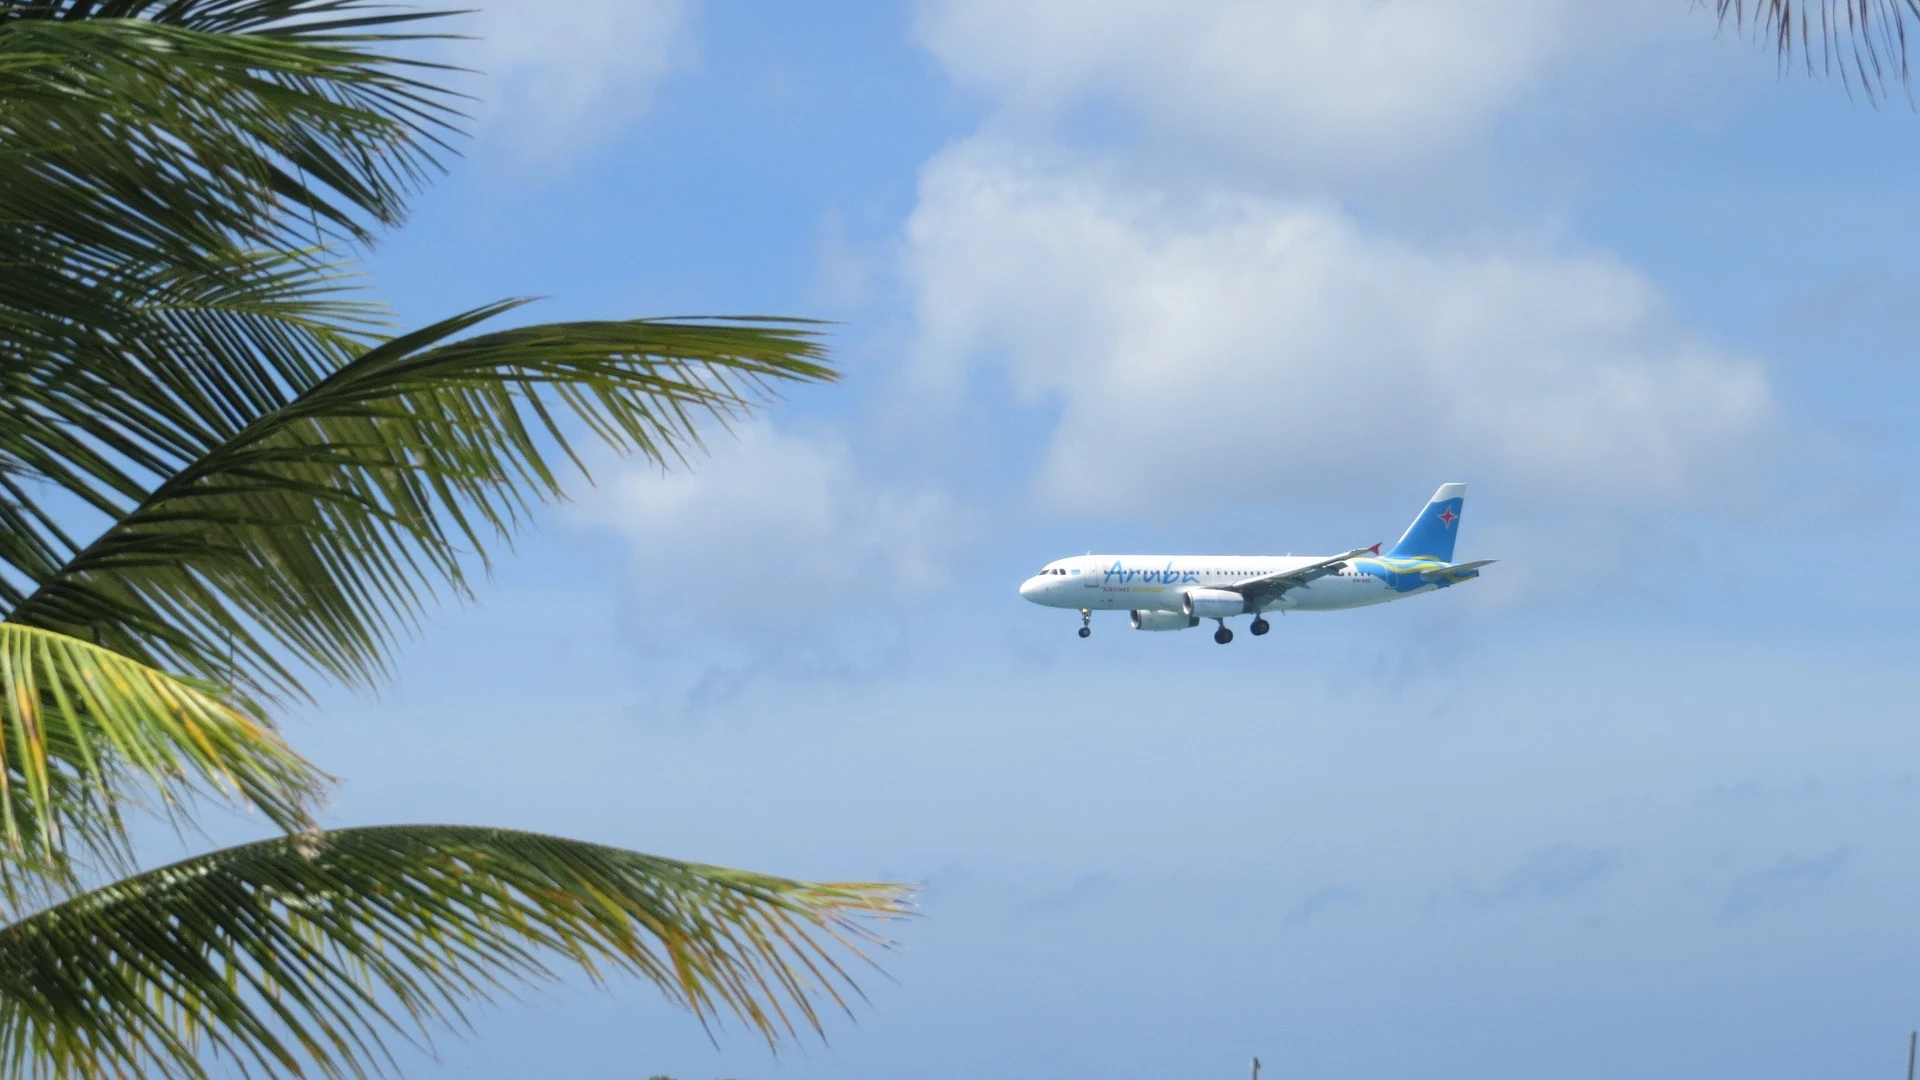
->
[463,0,690,155]
[576,424,972,616]
[918,0,1584,168]
[905,139,1775,516]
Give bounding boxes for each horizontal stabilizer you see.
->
[1420,559,1494,584]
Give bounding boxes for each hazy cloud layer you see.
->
[1467,843,1620,906]
[1287,885,1362,925]
[578,423,972,617]
[464,0,690,155]
[1720,848,1852,921]
[917,0,1573,168]
[906,140,1775,517]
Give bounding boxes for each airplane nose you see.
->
[1019,576,1041,600]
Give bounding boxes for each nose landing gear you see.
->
[1078,609,1092,639]
[1249,616,1270,636]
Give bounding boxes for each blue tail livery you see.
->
[1387,482,1466,562]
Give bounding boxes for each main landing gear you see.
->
[1078,608,1092,639]
[1215,616,1269,644]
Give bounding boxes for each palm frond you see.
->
[1718,0,1920,99]
[0,248,382,613]
[0,7,458,569]
[0,623,324,882]
[0,4,458,631]
[0,826,912,1080]
[0,8,461,253]
[0,0,441,35]
[3,309,834,702]
[0,3,838,706]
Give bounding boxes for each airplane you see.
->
[1018,483,1492,644]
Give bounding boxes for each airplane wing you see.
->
[1221,546,1377,602]
[1419,559,1495,583]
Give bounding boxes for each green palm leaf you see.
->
[0,3,840,708]
[0,2,455,640]
[0,826,912,1080]
[2,305,834,701]
[0,249,380,613]
[0,5,459,254]
[0,623,323,879]
[0,7,913,1079]
[1718,0,1920,98]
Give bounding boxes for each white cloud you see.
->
[906,139,1775,515]
[464,0,690,155]
[576,424,973,614]
[917,0,1575,167]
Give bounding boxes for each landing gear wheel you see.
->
[1250,617,1270,636]
[1077,626,1091,638]
[1214,626,1234,645]
[1078,609,1092,639]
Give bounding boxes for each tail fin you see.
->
[1386,483,1466,562]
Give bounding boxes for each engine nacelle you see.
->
[1131,609,1199,632]
[1182,588,1246,619]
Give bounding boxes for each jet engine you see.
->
[1131,610,1199,631]
[1182,588,1246,619]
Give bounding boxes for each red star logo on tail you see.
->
[1437,507,1457,527]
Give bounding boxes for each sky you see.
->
[165,2,1920,1078]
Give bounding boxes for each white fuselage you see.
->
[1017,554,1437,614]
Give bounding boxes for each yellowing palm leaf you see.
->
[0,624,322,879]
[0,826,913,1080]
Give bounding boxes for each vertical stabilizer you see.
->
[1387,483,1466,562]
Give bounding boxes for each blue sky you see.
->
[170,2,1920,1077]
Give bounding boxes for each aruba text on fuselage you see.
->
[1018,484,1492,645]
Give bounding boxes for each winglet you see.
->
[1368,543,1381,555]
